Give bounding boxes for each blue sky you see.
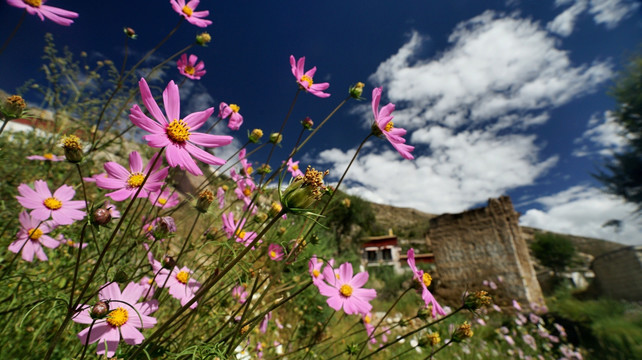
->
[1,0,641,244]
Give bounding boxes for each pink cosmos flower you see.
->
[216,186,225,209]
[286,158,304,178]
[72,282,157,358]
[139,276,156,301]
[16,180,86,225]
[316,262,376,315]
[234,177,256,209]
[267,243,284,261]
[363,313,377,344]
[156,265,201,309]
[9,211,59,262]
[83,172,108,183]
[308,255,333,287]
[57,233,88,249]
[170,0,211,27]
[232,285,248,304]
[238,149,252,177]
[259,312,272,333]
[129,78,233,176]
[147,188,180,208]
[372,87,414,160]
[177,53,206,80]
[96,151,169,202]
[221,212,259,247]
[289,55,330,98]
[7,0,78,26]
[220,102,243,131]
[407,248,446,318]
[26,153,65,161]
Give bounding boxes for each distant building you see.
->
[592,246,642,301]
[361,230,434,274]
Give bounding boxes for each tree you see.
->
[530,232,576,276]
[595,53,642,211]
[323,192,376,255]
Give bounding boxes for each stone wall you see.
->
[428,196,544,306]
[592,246,642,301]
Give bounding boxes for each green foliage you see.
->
[551,295,642,360]
[595,52,642,211]
[531,232,576,274]
[322,191,376,255]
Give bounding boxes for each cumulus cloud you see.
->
[520,185,642,245]
[320,11,612,214]
[547,0,640,37]
[370,12,612,131]
[573,111,629,156]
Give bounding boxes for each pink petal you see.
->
[96,177,125,190]
[189,133,233,148]
[139,78,167,126]
[77,322,114,346]
[349,272,369,288]
[144,133,172,148]
[104,162,131,180]
[183,108,214,131]
[186,142,226,165]
[106,189,136,202]
[163,81,180,122]
[52,184,75,202]
[129,105,164,134]
[120,324,145,345]
[129,151,143,173]
[34,180,52,198]
[99,282,122,301]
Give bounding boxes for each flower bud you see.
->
[196,189,214,213]
[257,164,272,175]
[280,166,329,214]
[196,32,211,46]
[398,318,410,327]
[268,202,282,218]
[301,116,314,130]
[417,307,432,321]
[249,128,263,143]
[123,27,137,39]
[254,212,268,223]
[452,322,474,342]
[2,95,26,119]
[425,332,441,347]
[464,290,492,311]
[309,233,320,245]
[112,269,128,283]
[277,227,286,236]
[92,208,112,226]
[90,301,109,319]
[60,134,83,163]
[221,184,229,192]
[349,82,365,99]
[158,216,177,234]
[269,132,282,144]
[162,255,176,269]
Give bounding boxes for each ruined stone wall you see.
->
[428,196,544,305]
[592,246,642,301]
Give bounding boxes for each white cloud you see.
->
[573,111,629,156]
[589,0,640,28]
[520,185,642,245]
[370,11,612,131]
[548,0,588,36]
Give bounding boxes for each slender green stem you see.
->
[0,10,25,57]
[356,287,413,358]
[422,340,452,360]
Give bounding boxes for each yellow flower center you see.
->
[269,250,277,258]
[166,119,191,143]
[384,121,394,132]
[300,75,314,88]
[176,270,190,284]
[364,315,371,324]
[182,5,193,16]
[184,65,195,75]
[67,240,75,246]
[312,269,320,278]
[23,0,41,7]
[28,228,43,240]
[127,173,145,188]
[230,104,240,113]
[146,225,154,232]
[246,166,253,175]
[243,187,252,197]
[422,272,432,287]
[43,153,54,160]
[61,134,82,150]
[147,278,154,284]
[292,164,299,171]
[107,307,129,328]
[43,197,62,210]
[335,273,340,280]
[158,198,167,205]
[236,229,246,240]
[339,284,353,297]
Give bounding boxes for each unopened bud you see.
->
[257,164,272,174]
[112,269,128,283]
[221,184,229,192]
[452,322,474,342]
[277,227,286,236]
[268,202,282,218]
[2,95,26,119]
[349,82,365,99]
[123,27,137,39]
[90,301,109,319]
[240,325,250,335]
[399,318,410,327]
[417,307,432,321]
[92,208,112,226]
[249,128,263,143]
[309,233,320,245]
[196,32,211,46]
[301,116,314,130]
[464,290,492,311]
[196,189,214,213]
[269,132,282,144]
[162,255,176,269]
[60,134,83,163]
[254,212,268,223]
